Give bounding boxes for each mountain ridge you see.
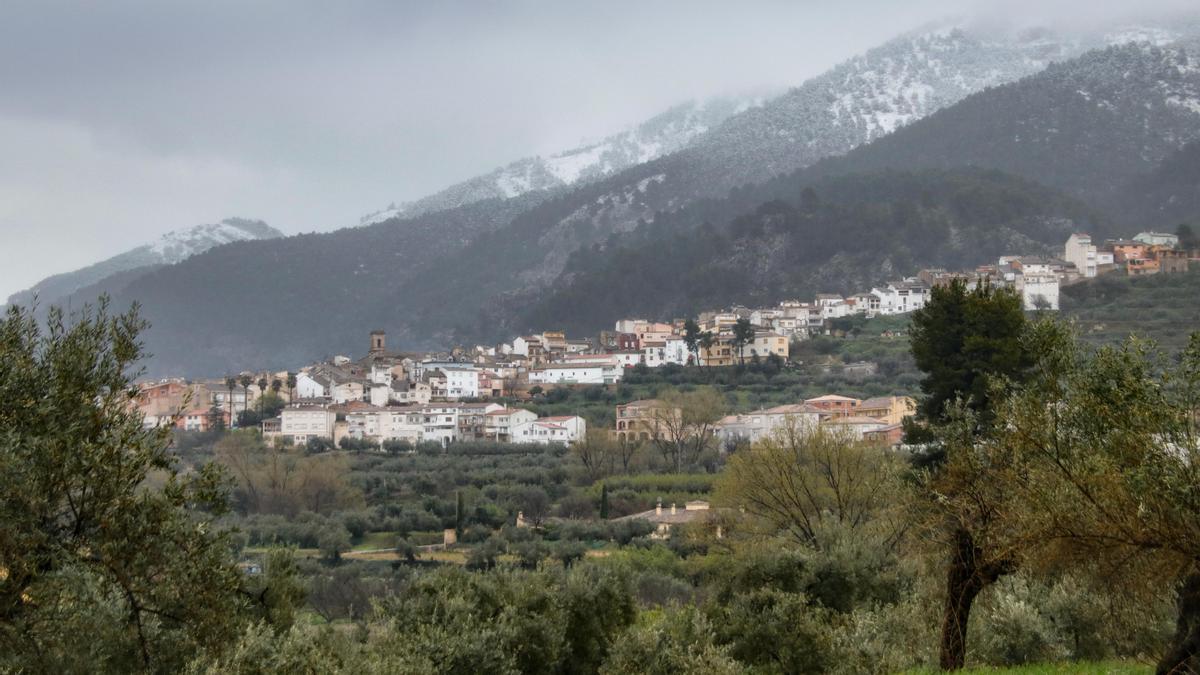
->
[5,218,282,310]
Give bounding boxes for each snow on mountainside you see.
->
[476,18,1200,291]
[6,218,282,309]
[144,219,282,262]
[357,95,767,226]
[690,19,1200,189]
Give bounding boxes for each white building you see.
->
[1064,233,1098,278]
[294,371,329,399]
[714,404,823,446]
[822,415,888,440]
[528,363,623,385]
[1016,272,1060,311]
[484,408,538,442]
[870,280,930,315]
[368,383,392,407]
[280,402,337,444]
[641,343,666,368]
[612,351,642,369]
[511,416,586,445]
[663,337,690,365]
[442,367,481,400]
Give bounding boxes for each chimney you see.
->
[655,498,662,516]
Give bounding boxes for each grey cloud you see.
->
[0,0,1194,298]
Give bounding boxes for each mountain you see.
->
[396,21,1199,291]
[516,41,1200,335]
[519,169,1100,336]
[1116,140,1200,228]
[5,218,282,310]
[357,95,766,225]
[358,19,1151,231]
[801,43,1200,214]
[84,19,1200,376]
[98,194,545,376]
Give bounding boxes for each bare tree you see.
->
[716,422,905,549]
[572,429,615,481]
[648,387,725,472]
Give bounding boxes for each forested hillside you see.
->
[520,168,1101,335]
[1116,140,1200,228]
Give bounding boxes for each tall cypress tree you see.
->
[599,483,610,520]
[455,490,465,538]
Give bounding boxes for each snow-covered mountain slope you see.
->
[357,95,766,226]
[5,218,282,309]
[689,20,1199,187]
[426,18,1200,291]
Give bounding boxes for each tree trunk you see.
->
[1157,565,1200,675]
[939,528,1011,670]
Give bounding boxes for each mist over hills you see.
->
[28,14,1200,377]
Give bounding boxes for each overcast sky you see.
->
[0,0,1194,299]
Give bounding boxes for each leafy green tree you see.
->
[713,588,832,674]
[980,327,1200,674]
[317,525,351,564]
[0,300,250,671]
[909,279,1032,429]
[600,483,610,520]
[600,606,745,675]
[285,372,296,401]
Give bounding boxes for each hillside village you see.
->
[134,230,1196,451]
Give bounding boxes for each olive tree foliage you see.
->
[0,300,272,672]
[600,606,746,675]
[979,326,1200,674]
[716,423,906,550]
